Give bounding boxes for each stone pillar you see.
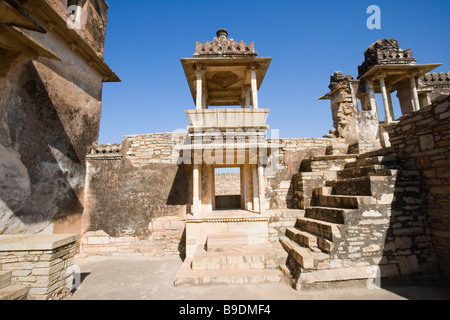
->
[242,165,252,210]
[257,159,265,213]
[196,65,203,110]
[252,164,259,212]
[251,67,259,109]
[410,76,421,111]
[193,164,201,215]
[387,91,395,121]
[365,79,378,113]
[202,87,208,110]
[379,77,392,123]
[245,85,251,108]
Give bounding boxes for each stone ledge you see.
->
[0,234,79,252]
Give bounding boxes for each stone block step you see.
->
[206,233,249,252]
[338,165,396,179]
[191,248,266,271]
[280,237,315,269]
[305,206,352,224]
[0,271,12,290]
[280,237,330,270]
[313,195,361,209]
[312,186,333,196]
[0,285,29,300]
[306,155,359,172]
[285,227,334,253]
[332,175,396,196]
[345,155,399,169]
[174,258,283,286]
[285,227,318,251]
[295,217,342,242]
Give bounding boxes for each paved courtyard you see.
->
[70,255,450,300]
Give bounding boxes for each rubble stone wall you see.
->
[388,95,450,280]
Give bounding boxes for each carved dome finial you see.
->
[216,28,228,39]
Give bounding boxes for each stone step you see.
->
[313,195,361,209]
[295,217,342,243]
[174,258,283,286]
[0,271,12,290]
[191,248,266,271]
[331,175,396,196]
[206,233,249,252]
[344,155,399,169]
[285,227,319,251]
[280,237,315,269]
[305,206,352,224]
[338,165,396,179]
[280,237,330,270]
[305,155,359,172]
[312,186,333,196]
[285,227,334,253]
[0,285,29,300]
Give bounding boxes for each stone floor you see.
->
[69,255,450,300]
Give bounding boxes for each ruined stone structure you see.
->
[1,4,450,297]
[0,0,118,299]
[80,32,450,288]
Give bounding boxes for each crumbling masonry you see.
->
[1,1,450,298]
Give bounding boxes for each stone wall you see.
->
[0,1,116,235]
[388,95,450,280]
[81,151,191,257]
[0,234,78,300]
[124,132,187,165]
[215,173,241,195]
[81,135,346,256]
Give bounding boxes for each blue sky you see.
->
[98,0,450,144]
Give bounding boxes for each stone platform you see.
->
[185,210,270,258]
[174,244,287,286]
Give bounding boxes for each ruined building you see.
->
[0,0,119,299]
[1,2,450,299]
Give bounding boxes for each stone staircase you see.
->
[0,270,29,300]
[174,233,287,286]
[282,151,400,289]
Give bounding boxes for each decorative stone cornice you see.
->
[87,143,123,160]
[186,215,269,224]
[419,72,450,89]
[194,29,257,58]
[358,38,416,78]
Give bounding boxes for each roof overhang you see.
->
[181,57,271,106]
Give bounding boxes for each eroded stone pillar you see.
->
[410,76,421,111]
[379,77,392,123]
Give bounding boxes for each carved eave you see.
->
[359,63,442,93]
[16,0,120,82]
[181,57,272,106]
[0,0,46,33]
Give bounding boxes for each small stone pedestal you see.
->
[0,234,78,300]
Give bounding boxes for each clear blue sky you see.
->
[98,0,450,144]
